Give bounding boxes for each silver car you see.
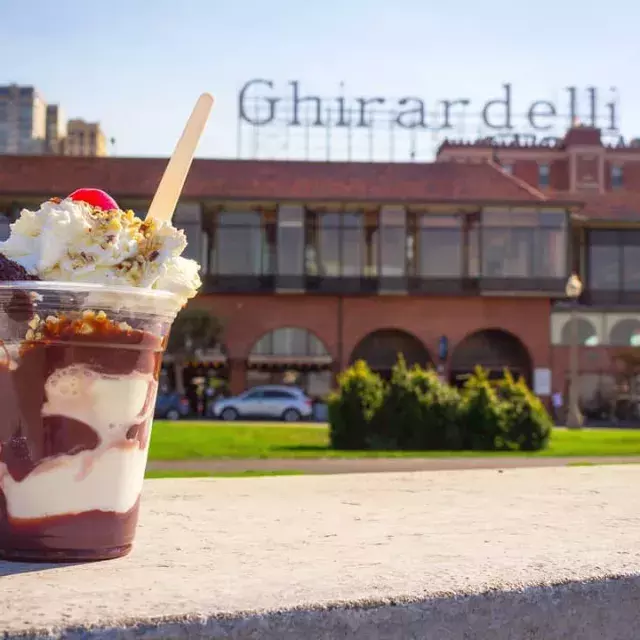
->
[212,385,313,422]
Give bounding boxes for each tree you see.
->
[166,308,223,394]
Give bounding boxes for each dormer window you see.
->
[538,163,550,188]
[611,165,623,189]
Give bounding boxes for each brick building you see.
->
[0,124,639,417]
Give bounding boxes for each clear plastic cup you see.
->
[0,281,181,562]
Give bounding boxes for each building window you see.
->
[378,206,407,277]
[587,230,640,294]
[482,209,535,277]
[276,205,304,278]
[480,208,567,279]
[316,212,364,277]
[538,163,550,188]
[535,210,567,278]
[611,165,623,189]
[173,203,203,267]
[252,327,328,357]
[587,230,620,292]
[417,215,463,277]
[212,211,267,275]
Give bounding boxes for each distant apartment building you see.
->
[65,119,107,157]
[0,85,47,154]
[0,84,107,157]
[45,104,67,154]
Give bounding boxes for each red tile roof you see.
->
[0,155,570,205]
[571,192,640,222]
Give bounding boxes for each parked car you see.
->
[211,385,313,422]
[155,392,191,420]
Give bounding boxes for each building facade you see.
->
[0,125,639,417]
[0,85,47,154]
[64,119,107,157]
[45,105,67,154]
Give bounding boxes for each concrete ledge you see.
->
[3,467,640,639]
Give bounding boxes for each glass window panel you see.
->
[481,209,517,227]
[342,213,361,228]
[272,328,309,355]
[468,223,480,277]
[380,207,406,277]
[483,208,539,227]
[419,227,462,276]
[540,210,566,228]
[588,245,620,290]
[0,214,9,242]
[538,163,550,187]
[535,228,567,278]
[216,211,264,275]
[179,222,202,265]
[317,212,364,277]
[623,246,640,291]
[482,228,533,277]
[590,230,619,245]
[318,213,340,276]
[342,223,363,276]
[251,334,272,355]
[277,206,304,276]
[419,215,461,228]
[309,334,328,356]
[611,166,623,188]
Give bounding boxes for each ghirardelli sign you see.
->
[238,79,620,132]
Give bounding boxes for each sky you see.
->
[1,0,639,161]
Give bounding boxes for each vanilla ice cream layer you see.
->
[0,364,157,520]
[0,199,201,305]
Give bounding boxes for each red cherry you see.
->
[68,188,119,211]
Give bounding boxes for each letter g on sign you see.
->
[238,79,279,126]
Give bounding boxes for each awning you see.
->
[247,354,333,369]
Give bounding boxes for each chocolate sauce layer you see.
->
[0,497,141,562]
[0,314,163,562]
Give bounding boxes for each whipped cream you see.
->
[0,198,201,305]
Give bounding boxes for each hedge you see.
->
[328,359,552,452]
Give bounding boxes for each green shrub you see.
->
[460,367,508,450]
[369,356,421,449]
[497,371,552,451]
[328,360,385,449]
[406,366,464,449]
[328,359,552,453]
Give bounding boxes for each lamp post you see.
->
[565,274,584,429]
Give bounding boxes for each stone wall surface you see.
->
[2,467,640,639]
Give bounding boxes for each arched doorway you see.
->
[247,327,333,399]
[349,329,432,379]
[449,329,532,386]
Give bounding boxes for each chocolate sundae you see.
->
[0,188,200,561]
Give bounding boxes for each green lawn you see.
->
[148,421,640,460]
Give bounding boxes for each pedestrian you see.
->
[551,390,564,425]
